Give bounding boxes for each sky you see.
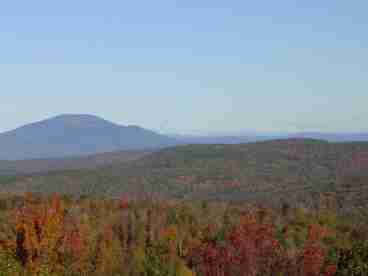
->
[0,0,367,135]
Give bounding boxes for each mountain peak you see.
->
[53,113,101,120]
[38,114,120,129]
[50,113,111,123]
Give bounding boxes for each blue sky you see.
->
[1,0,367,135]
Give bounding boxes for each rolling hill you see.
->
[0,114,176,160]
[2,139,368,211]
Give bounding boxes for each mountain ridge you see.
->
[2,114,368,160]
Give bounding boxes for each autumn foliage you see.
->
[0,193,366,275]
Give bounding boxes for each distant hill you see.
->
[174,132,368,144]
[0,114,177,160]
[3,139,368,211]
[172,135,272,144]
[289,132,368,142]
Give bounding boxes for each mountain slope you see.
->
[0,114,176,160]
[2,139,368,210]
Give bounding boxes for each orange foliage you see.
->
[14,194,65,273]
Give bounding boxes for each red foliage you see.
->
[301,224,335,276]
[324,264,337,276]
[223,179,241,189]
[188,215,281,276]
[118,194,131,209]
[302,244,326,276]
[64,229,84,259]
[176,176,196,185]
[351,152,368,169]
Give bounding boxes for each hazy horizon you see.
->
[1,113,368,137]
[1,1,367,134]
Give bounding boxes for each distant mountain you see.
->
[0,114,176,160]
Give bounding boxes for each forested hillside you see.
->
[2,139,368,211]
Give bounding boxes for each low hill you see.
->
[0,150,150,176]
[2,139,368,210]
[0,114,176,160]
